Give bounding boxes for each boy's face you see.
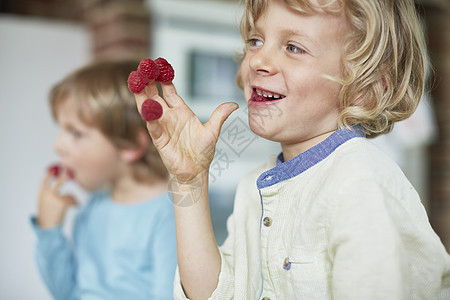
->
[53,98,123,191]
[240,0,349,156]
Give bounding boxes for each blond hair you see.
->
[49,60,168,181]
[239,0,429,137]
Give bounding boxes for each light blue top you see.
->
[31,191,177,300]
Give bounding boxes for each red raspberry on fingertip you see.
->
[48,164,61,177]
[141,99,163,121]
[138,58,160,81]
[128,71,150,94]
[155,57,175,83]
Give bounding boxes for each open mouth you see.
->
[61,164,76,180]
[250,88,286,102]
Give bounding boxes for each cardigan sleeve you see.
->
[173,159,272,299]
[30,216,76,300]
[150,209,178,300]
[173,212,236,300]
[329,178,450,300]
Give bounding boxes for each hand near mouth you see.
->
[37,165,78,229]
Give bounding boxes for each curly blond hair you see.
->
[239,0,429,137]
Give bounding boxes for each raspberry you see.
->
[155,57,175,82]
[128,71,150,93]
[48,164,61,177]
[141,99,163,121]
[138,58,160,80]
[48,164,75,179]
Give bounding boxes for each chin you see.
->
[248,118,279,142]
[76,179,98,192]
[77,182,91,191]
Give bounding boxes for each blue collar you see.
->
[256,125,365,189]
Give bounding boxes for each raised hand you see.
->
[37,165,77,229]
[131,58,236,299]
[132,62,238,184]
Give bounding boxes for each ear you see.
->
[119,130,150,163]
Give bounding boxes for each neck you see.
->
[111,170,168,204]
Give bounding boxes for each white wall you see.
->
[0,16,90,299]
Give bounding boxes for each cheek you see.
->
[283,76,340,118]
[88,150,118,171]
[72,143,116,171]
[75,152,118,188]
[240,56,251,87]
[290,67,340,98]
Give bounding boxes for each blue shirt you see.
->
[31,191,177,300]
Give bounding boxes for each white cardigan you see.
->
[175,128,450,299]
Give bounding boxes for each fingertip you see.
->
[141,99,164,122]
[205,101,239,137]
[228,102,239,110]
[219,102,239,116]
[67,199,78,207]
[54,171,69,188]
[62,194,78,207]
[42,172,53,184]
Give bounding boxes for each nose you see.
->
[249,44,278,75]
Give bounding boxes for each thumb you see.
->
[205,102,239,138]
[61,194,78,207]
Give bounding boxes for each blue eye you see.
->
[287,44,306,54]
[246,38,263,48]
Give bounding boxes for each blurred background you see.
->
[0,0,448,298]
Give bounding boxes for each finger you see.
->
[41,172,53,187]
[160,82,185,108]
[145,80,162,101]
[61,194,78,207]
[205,102,239,138]
[132,93,165,140]
[52,171,68,192]
[134,87,169,115]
